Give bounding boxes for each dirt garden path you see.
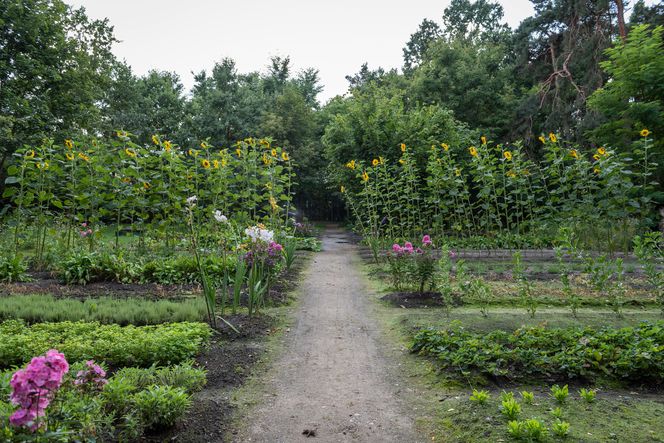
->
[241,225,419,443]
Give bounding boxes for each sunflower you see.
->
[503,151,512,161]
[36,161,49,170]
[454,168,461,177]
[116,130,128,138]
[468,146,478,157]
[597,147,606,156]
[361,171,369,182]
[569,149,579,159]
[481,136,487,145]
[213,159,219,169]
[188,149,198,157]
[593,154,600,161]
[124,148,136,158]
[640,128,650,137]
[346,160,356,170]
[25,150,35,159]
[235,148,242,157]
[282,152,289,161]
[66,152,75,161]
[399,159,405,165]
[400,143,406,152]
[379,156,385,165]
[262,153,271,165]
[65,139,73,150]
[164,141,172,152]
[538,136,546,144]
[122,177,131,184]
[441,143,449,152]
[340,185,346,193]
[143,182,150,190]
[594,167,601,174]
[78,153,90,162]
[221,159,228,167]
[152,135,159,145]
[201,159,211,169]
[200,141,209,149]
[549,133,557,143]
[507,170,517,178]
[271,149,277,157]
[372,158,379,167]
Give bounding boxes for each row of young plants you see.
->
[469,386,598,441]
[383,228,664,317]
[0,350,206,441]
[0,295,208,326]
[411,321,664,383]
[341,131,657,254]
[2,134,296,266]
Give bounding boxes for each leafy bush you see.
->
[0,320,211,368]
[0,294,207,325]
[469,389,490,405]
[412,322,664,383]
[58,252,140,285]
[133,385,191,430]
[0,255,30,283]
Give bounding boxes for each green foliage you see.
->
[578,388,597,403]
[0,294,207,325]
[469,389,490,405]
[412,322,664,383]
[552,420,571,438]
[633,232,664,314]
[133,385,191,430]
[0,320,210,368]
[520,391,534,405]
[0,255,30,283]
[500,398,522,420]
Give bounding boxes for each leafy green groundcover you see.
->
[0,362,206,441]
[0,320,211,369]
[412,321,664,383]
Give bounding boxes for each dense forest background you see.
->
[1,0,663,219]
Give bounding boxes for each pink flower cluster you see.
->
[9,350,69,431]
[391,235,432,256]
[74,360,107,391]
[79,222,93,238]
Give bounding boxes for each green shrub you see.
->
[0,294,207,325]
[133,385,191,430]
[0,320,211,368]
[412,322,664,383]
[0,255,30,283]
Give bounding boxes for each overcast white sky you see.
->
[66,1,651,103]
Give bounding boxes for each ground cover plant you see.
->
[0,320,211,369]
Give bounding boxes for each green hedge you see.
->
[412,322,664,383]
[0,320,211,368]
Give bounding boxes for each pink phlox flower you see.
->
[392,243,402,253]
[422,234,432,246]
[403,242,414,254]
[415,247,424,254]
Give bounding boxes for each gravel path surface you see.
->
[241,225,418,443]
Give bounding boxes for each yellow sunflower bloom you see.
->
[77,153,89,162]
[25,150,35,159]
[340,185,346,193]
[116,130,128,138]
[399,158,405,165]
[152,135,159,145]
[346,160,356,170]
[507,170,517,178]
[570,149,579,159]
[400,143,406,152]
[361,171,369,182]
[481,136,487,145]
[164,141,172,151]
[640,128,650,137]
[221,159,228,167]
[271,149,277,157]
[594,167,600,174]
[441,143,449,152]
[66,152,75,161]
[593,154,600,161]
[503,151,512,161]
[65,139,73,150]
[468,146,478,157]
[200,141,209,149]
[454,168,461,177]
[213,159,219,169]
[236,148,242,157]
[124,148,136,158]
[597,147,606,156]
[143,182,150,189]
[282,152,289,161]
[539,136,546,144]
[372,158,379,167]
[549,133,557,143]
[201,159,211,169]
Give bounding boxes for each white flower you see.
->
[186,196,197,206]
[214,210,228,223]
[245,225,274,243]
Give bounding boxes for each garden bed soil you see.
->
[381,291,462,308]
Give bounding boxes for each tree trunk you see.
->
[615,0,627,42]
